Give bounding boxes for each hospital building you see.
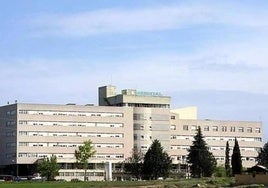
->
[0,85,263,180]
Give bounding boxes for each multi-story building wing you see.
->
[133,107,171,152]
[98,85,263,169]
[170,111,263,169]
[0,103,133,181]
[99,85,171,152]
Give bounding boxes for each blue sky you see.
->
[1,1,268,141]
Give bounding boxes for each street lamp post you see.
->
[16,162,18,177]
[12,159,18,177]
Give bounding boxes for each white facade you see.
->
[0,103,133,181]
[0,85,264,180]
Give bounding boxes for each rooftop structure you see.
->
[99,85,171,108]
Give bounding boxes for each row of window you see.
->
[19,121,124,128]
[6,110,16,116]
[172,155,256,162]
[128,103,169,108]
[170,145,260,152]
[18,153,124,159]
[6,131,16,137]
[6,142,16,148]
[19,110,123,118]
[5,121,16,127]
[18,142,123,148]
[170,135,262,142]
[58,172,104,177]
[182,125,261,133]
[133,113,170,121]
[134,134,152,140]
[5,153,16,159]
[19,131,123,138]
[134,124,152,130]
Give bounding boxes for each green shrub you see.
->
[214,166,226,177]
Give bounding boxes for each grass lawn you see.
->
[0,177,236,188]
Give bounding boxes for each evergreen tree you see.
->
[75,140,96,181]
[231,138,242,175]
[123,148,144,179]
[257,141,268,167]
[225,141,231,177]
[187,126,217,178]
[37,155,59,181]
[143,139,172,180]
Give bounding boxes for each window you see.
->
[255,128,261,133]
[247,127,252,133]
[171,135,176,139]
[221,126,227,132]
[19,142,28,147]
[238,127,244,132]
[19,121,27,125]
[134,124,140,130]
[6,142,16,148]
[6,153,16,159]
[171,116,175,120]
[19,131,28,136]
[170,125,176,130]
[204,126,209,131]
[19,110,28,114]
[191,125,197,131]
[230,126,235,132]
[6,110,16,116]
[133,114,142,120]
[6,121,16,127]
[6,131,16,137]
[212,126,218,132]
[183,125,188,131]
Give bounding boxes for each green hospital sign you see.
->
[136,91,162,97]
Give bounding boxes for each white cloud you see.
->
[103,36,268,94]
[29,3,268,37]
[1,32,268,105]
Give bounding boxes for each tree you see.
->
[225,141,231,177]
[37,155,59,181]
[231,138,242,175]
[143,139,172,180]
[75,140,96,181]
[257,141,268,167]
[123,148,144,180]
[187,126,217,178]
